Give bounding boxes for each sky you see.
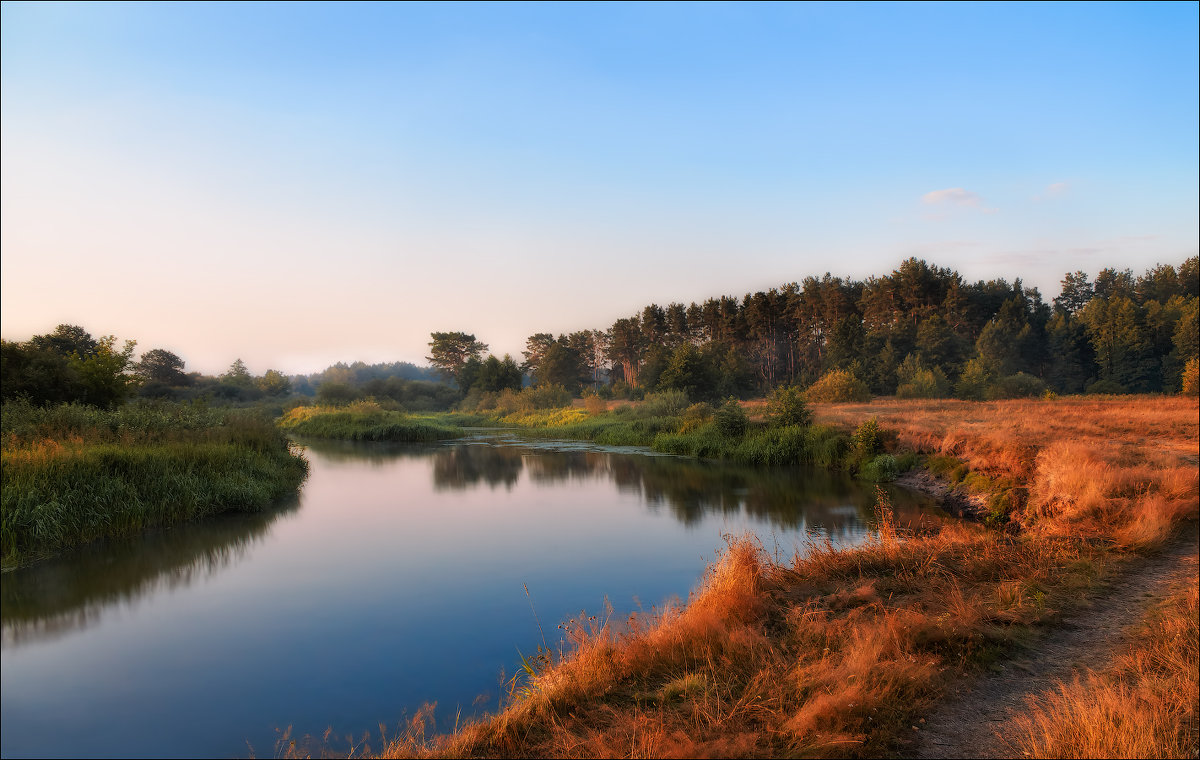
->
[2,1,1197,375]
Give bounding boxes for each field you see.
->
[374,396,1198,759]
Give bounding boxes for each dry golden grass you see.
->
[375,396,1198,759]
[1011,555,1199,759]
[815,396,1199,544]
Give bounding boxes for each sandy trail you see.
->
[903,527,1199,759]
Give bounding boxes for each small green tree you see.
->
[258,369,292,397]
[70,335,137,408]
[852,417,882,458]
[765,385,811,428]
[222,358,254,387]
[955,357,992,400]
[427,332,489,387]
[714,397,748,438]
[895,354,950,399]
[137,348,188,386]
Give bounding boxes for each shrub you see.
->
[986,372,1048,400]
[955,357,992,400]
[765,385,811,428]
[610,381,644,401]
[1182,357,1199,397]
[315,381,361,406]
[1085,378,1129,395]
[806,369,871,403]
[583,394,607,416]
[852,417,882,458]
[896,367,950,399]
[641,389,690,418]
[895,355,951,399]
[714,398,748,438]
[679,402,714,433]
[522,384,572,410]
[859,453,899,482]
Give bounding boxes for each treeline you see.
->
[433,257,1199,405]
[0,326,297,407]
[289,360,455,411]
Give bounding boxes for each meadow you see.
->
[0,399,309,568]
[277,402,467,442]
[366,395,1197,759]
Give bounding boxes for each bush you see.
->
[986,372,1048,400]
[714,398,748,438]
[852,417,882,458]
[806,369,871,403]
[896,367,950,399]
[859,453,898,482]
[522,384,572,410]
[583,394,607,415]
[315,381,361,406]
[1085,378,1129,395]
[610,381,644,401]
[641,389,690,418]
[679,402,714,433]
[1182,358,1199,397]
[955,358,992,400]
[765,385,811,428]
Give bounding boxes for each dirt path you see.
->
[906,527,1199,759]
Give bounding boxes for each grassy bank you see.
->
[1,400,309,568]
[278,402,467,442]
[374,396,1197,759]
[420,400,908,480]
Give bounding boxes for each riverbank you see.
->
[277,403,467,442]
[282,396,909,481]
[1,400,309,569]
[374,396,1197,758]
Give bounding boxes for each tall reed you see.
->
[2,400,308,567]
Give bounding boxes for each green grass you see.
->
[277,403,912,484]
[1,399,308,568]
[278,403,466,442]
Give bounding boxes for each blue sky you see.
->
[2,1,1197,374]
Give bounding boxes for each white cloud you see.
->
[1034,181,1070,201]
[919,187,996,218]
[921,187,984,207]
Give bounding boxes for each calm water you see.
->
[1,434,933,758]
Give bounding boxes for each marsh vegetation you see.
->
[0,399,307,568]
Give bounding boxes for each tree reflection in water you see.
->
[5,437,933,650]
[299,436,932,533]
[1,495,300,647]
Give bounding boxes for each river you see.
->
[1,434,933,758]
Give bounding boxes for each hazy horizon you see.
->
[3,2,1197,376]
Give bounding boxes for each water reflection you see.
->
[301,435,930,535]
[1,495,300,647]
